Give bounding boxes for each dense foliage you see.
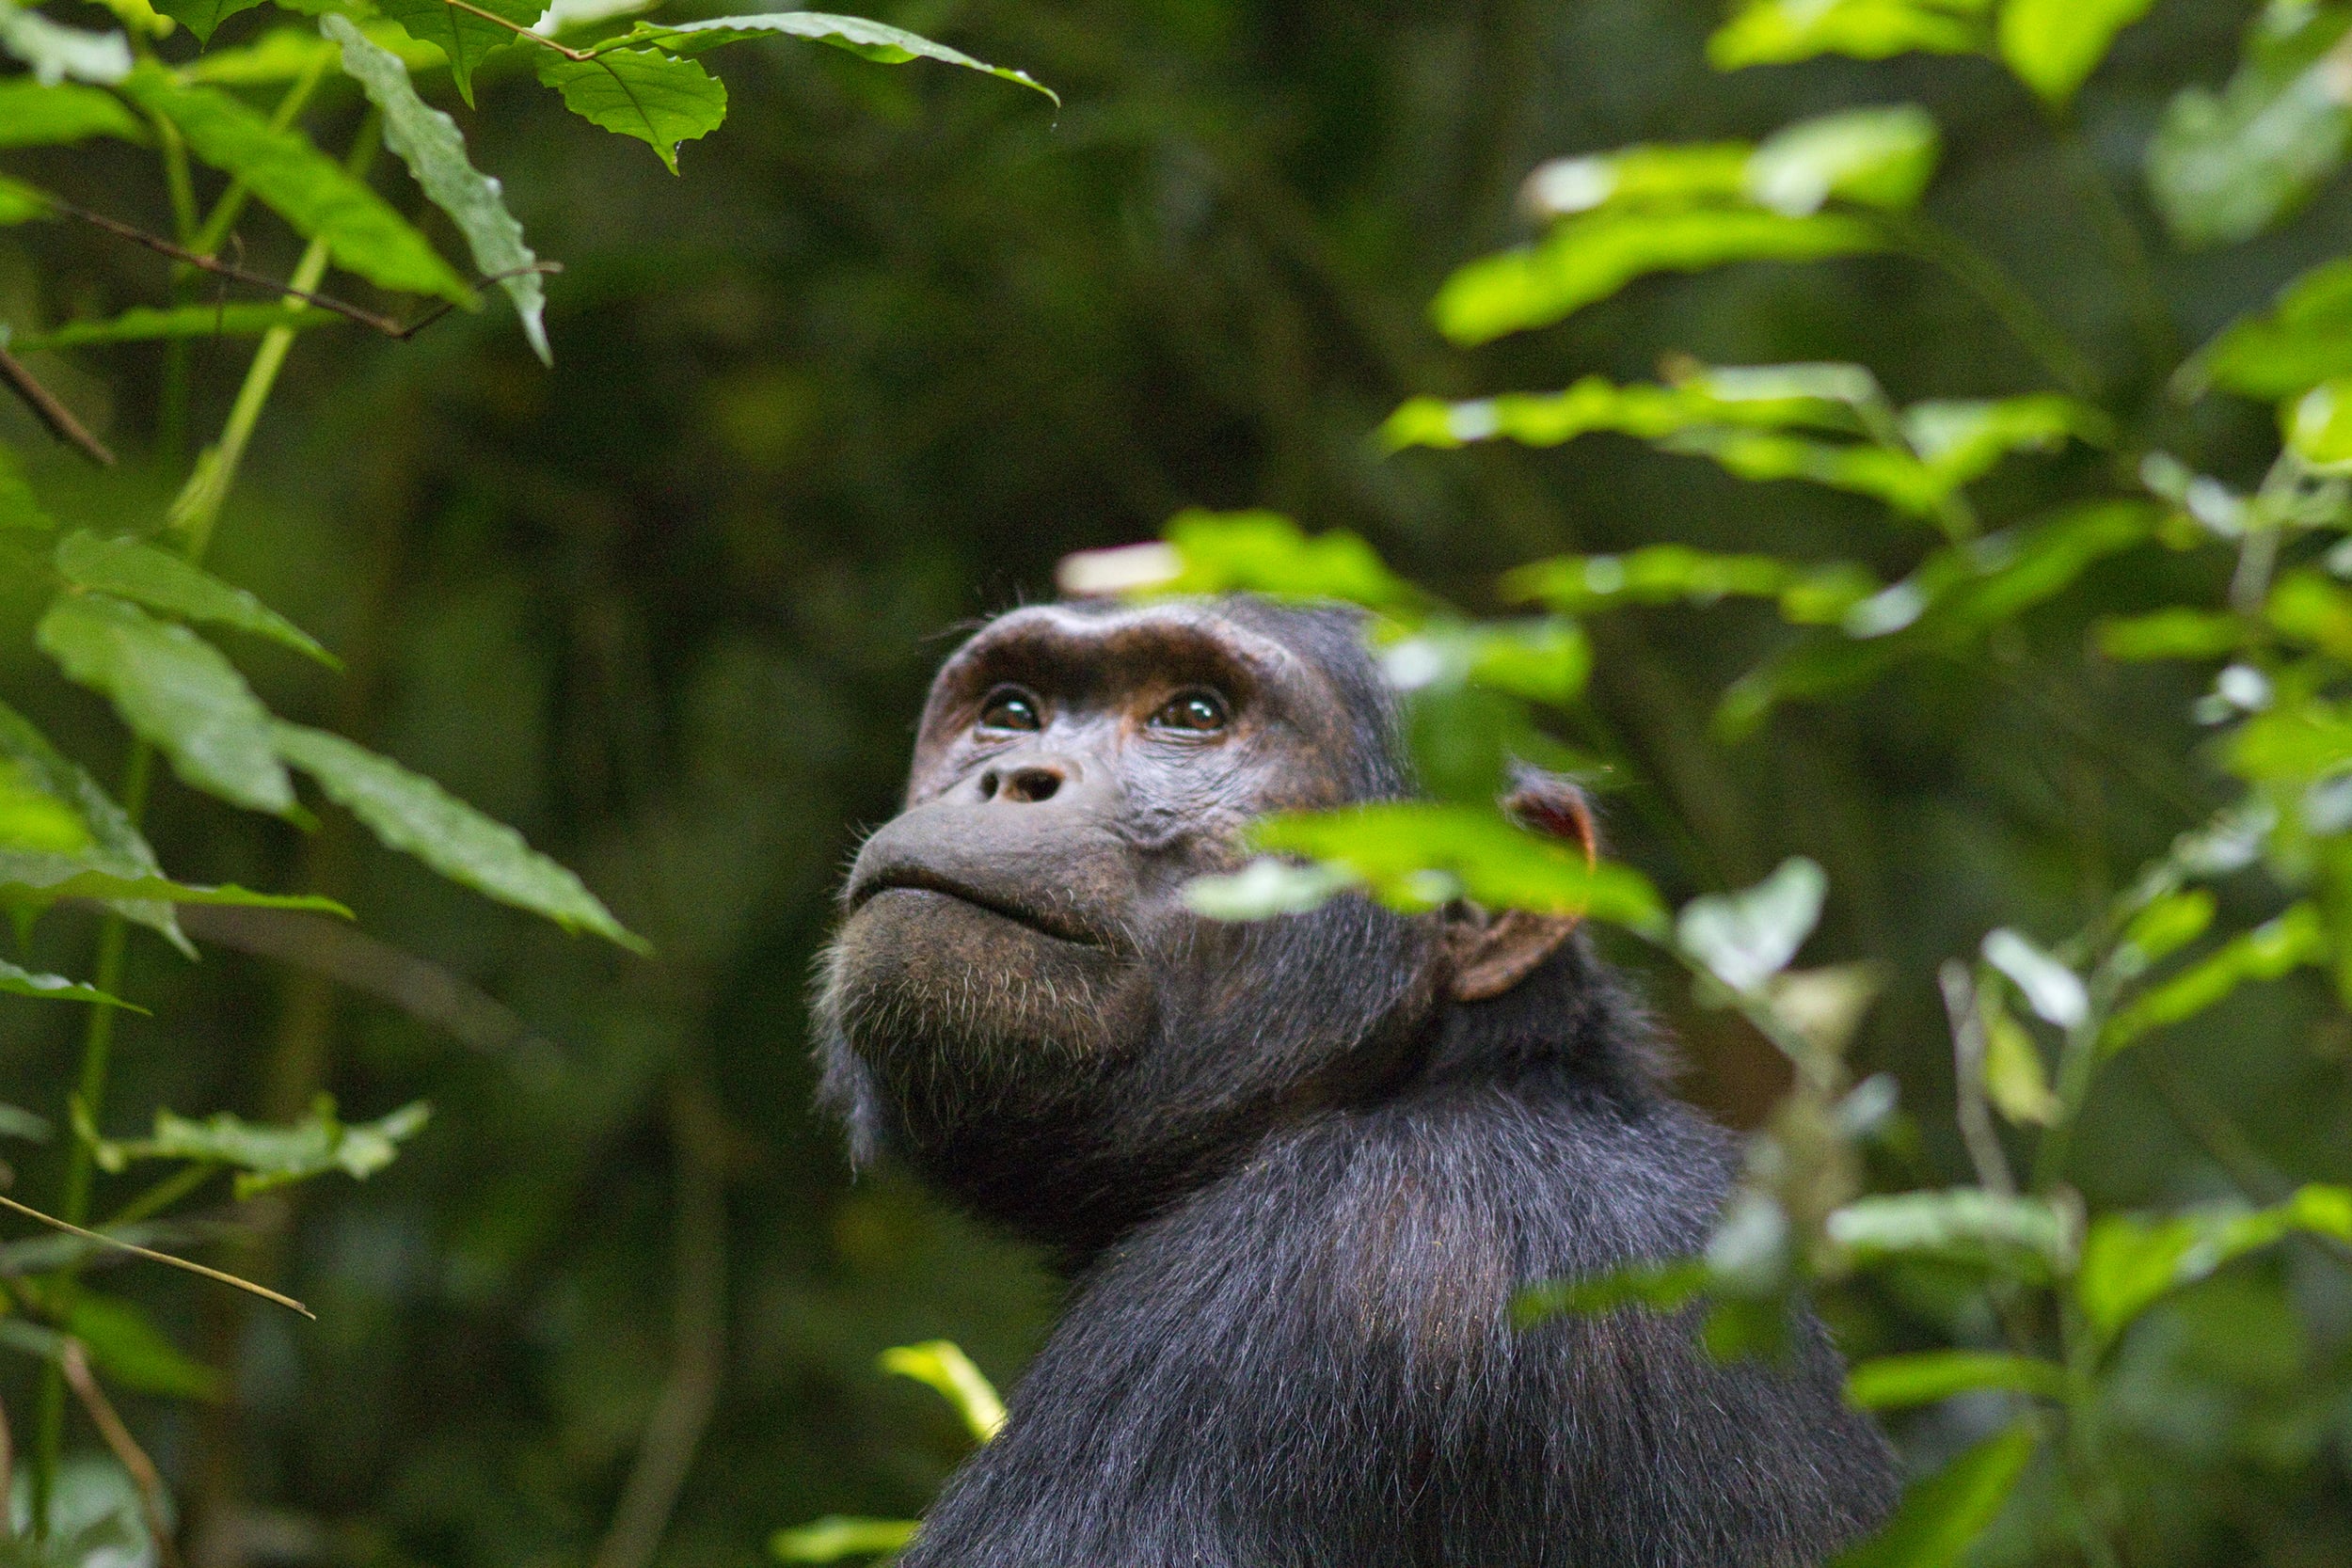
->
[3,0,2351,1564]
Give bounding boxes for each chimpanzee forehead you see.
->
[927,599,1361,707]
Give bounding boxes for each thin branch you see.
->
[0,344,116,466]
[0,1195,311,1319]
[39,195,561,341]
[1940,960,2018,1197]
[445,0,595,59]
[59,1341,183,1568]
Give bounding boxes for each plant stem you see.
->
[2054,123,2178,379]
[99,1163,220,1232]
[188,55,332,262]
[1890,214,2104,401]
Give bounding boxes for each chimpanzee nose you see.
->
[977,759,1074,804]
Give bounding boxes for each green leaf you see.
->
[1979,987,2055,1125]
[771,1518,918,1564]
[2186,259,2352,400]
[6,302,347,353]
[0,80,145,147]
[1378,618,1592,705]
[0,7,132,85]
[271,721,645,949]
[1899,395,2110,487]
[1521,144,1752,216]
[87,1097,430,1197]
[1829,1421,2036,1568]
[535,48,727,176]
[1743,105,1941,216]
[0,958,140,1010]
[0,867,347,913]
[1383,372,1868,452]
[1248,803,1668,930]
[0,699,187,951]
[2265,571,2352,657]
[62,1292,221,1400]
[121,68,474,305]
[617,11,1056,106]
[1825,1189,2072,1278]
[2075,1186,2352,1340]
[2094,608,2245,661]
[2118,889,2217,970]
[56,531,338,666]
[1433,208,1884,345]
[2146,5,2352,248]
[2286,379,2352,470]
[0,174,51,227]
[1152,509,1426,611]
[1710,0,1992,71]
[1512,1258,1711,1325]
[2101,903,2326,1053]
[152,0,266,45]
[184,22,452,85]
[374,0,536,106]
[879,1339,1005,1443]
[1677,858,1826,993]
[1845,1350,2066,1408]
[1997,0,2156,106]
[36,594,295,816]
[1503,545,1879,625]
[324,14,549,364]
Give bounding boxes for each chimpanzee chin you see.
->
[814,594,1898,1568]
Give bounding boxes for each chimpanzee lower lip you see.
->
[855,875,1103,947]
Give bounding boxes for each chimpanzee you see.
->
[814,595,1898,1568]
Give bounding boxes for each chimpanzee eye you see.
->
[1151,689,1229,734]
[977,687,1042,733]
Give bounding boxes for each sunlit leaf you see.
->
[2076,1186,2352,1340]
[1825,1189,2072,1277]
[1521,144,1751,216]
[6,303,347,353]
[1677,858,1825,993]
[2266,572,2352,658]
[121,69,475,304]
[879,1339,1005,1443]
[2286,379,2352,470]
[1981,927,2086,1028]
[1512,1258,1710,1325]
[151,0,265,45]
[0,80,145,147]
[1979,987,2055,1126]
[2101,903,2326,1053]
[0,958,139,1010]
[1899,395,2110,486]
[1829,1421,2036,1568]
[1503,545,1880,626]
[87,1097,430,1197]
[1743,105,1940,216]
[1153,509,1426,611]
[1249,803,1667,930]
[0,175,49,226]
[2118,889,2217,971]
[183,21,449,84]
[2185,259,2352,400]
[326,14,549,364]
[37,594,294,816]
[1845,1350,2065,1408]
[615,10,1057,106]
[0,700,185,951]
[1382,372,1866,452]
[56,531,337,666]
[1433,208,1883,345]
[1183,857,1359,920]
[1378,618,1591,705]
[374,0,534,105]
[2094,608,2245,661]
[535,48,727,176]
[0,6,132,84]
[272,722,646,949]
[771,1517,918,1563]
[1997,0,2156,107]
[2146,4,2352,248]
[1709,0,1990,71]
[63,1292,220,1400]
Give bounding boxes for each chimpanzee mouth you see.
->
[851,871,1106,948]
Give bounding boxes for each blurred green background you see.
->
[4,0,2350,1563]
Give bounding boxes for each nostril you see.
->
[977,769,999,801]
[1004,767,1062,803]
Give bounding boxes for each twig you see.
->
[0,1380,13,1524]
[445,0,596,59]
[1940,959,2018,1198]
[0,344,116,466]
[40,195,562,341]
[59,1341,183,1568]
[0,1195,311,1319]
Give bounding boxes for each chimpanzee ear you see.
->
[1441,769,1598,1005]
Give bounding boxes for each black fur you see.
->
[814,599,1898,1567]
